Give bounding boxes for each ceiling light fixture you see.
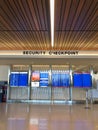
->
[50,0,55,47]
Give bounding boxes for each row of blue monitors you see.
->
[10,72,92,88]
[52,72,92,88]
[10,72,28,87]
[10,72,49,87]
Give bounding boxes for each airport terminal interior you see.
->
[0,0,98,130]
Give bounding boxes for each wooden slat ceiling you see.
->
[0,0,51,50]
[54,0,98,50]
[0,0,98,50]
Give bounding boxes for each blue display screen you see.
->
[60,73,70,87]
[52,73,60,87]
[10,72,28,87]
[52,72,70,87]
[40,72,48,79]
[10,72,19,87]
[82,73,92,88]
[18,72,28,87]
[73,73,82,87]
[73,73,92,88]
[40,72,49,87]
[40,80,48,87]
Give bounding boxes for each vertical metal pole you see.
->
[49,65,52,104]
[90,65,94,104]
[69,64,73,103]
[28,65,31,101]
[7,65,11,101]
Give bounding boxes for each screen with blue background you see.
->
[82,73,92,88]
[52,72,61,87]
[40,71,49,87]
[73,72,92,88]
[52,71,70,87]
[60,73,70,87]
[10,72,19,87]
[73,73,82,87]
[10,72,28,87]
[18,72,28,87]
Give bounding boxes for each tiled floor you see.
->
[0,103,98,130]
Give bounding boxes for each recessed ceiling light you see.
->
[50,0,55,47]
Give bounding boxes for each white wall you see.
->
[0,65,9,81]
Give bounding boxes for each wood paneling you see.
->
[0,0,98,50]
[54,0,98,50]
[0,0,51,50]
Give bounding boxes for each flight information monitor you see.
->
[10,72,19,87]
[40,71,49,87]
[82,73,92,88]
[73,72,92,88]
[60,72,70,87]
[31,71,40,87]
[52,71,70,87]
[18,72,28,87]
[73,73,83,87]
[52,72,61,87]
